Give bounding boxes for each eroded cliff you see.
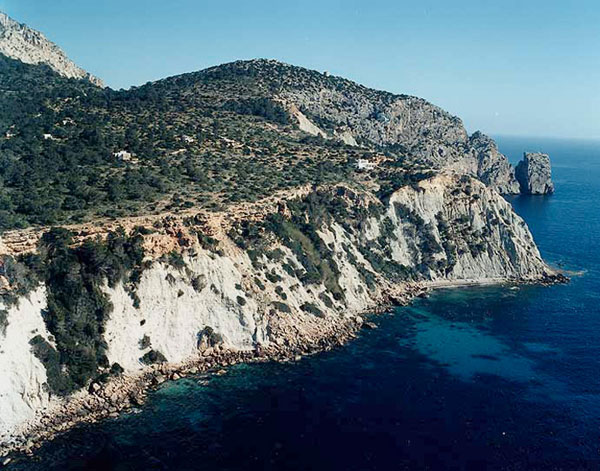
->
[0,173,557,450]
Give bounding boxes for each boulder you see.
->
[515,152,554,195]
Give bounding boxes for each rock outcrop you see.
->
[283,85,518,194]
[0,12,102,86]
[0,173,557,448]
[515,152,555,195]
[469,132,520,194]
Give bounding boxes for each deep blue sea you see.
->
[9,136,600,470]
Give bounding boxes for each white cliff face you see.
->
[389,174,546,280]
[0,174,553,443]
[0,12,103,86]
[103,242,385,375]
[104,252,265,372]
[103,174,550,377]
[0,288,56,441]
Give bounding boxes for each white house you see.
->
[356,159,376,171]
[113,150,133,160]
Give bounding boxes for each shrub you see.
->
[110,362,124,376]
[139,335,151,349]
[271,301,291,313]
[275,285,287,300]
[164,251,185,270]
[265,270,283,283]
[197,326,223,349]
[300,302,325,318]
[223,97,290,124]
[165,273,176,285]
[0,309,7,335]
[254,277,266,290]
[191,274,207,292]
[281,261,297,277]
[236,295,247,306]
[266,248,285,262]
[197,232,222,255]
[1,254,42,306]
[23,227,148,396]
[318,292,334,309]
[140,349,167,365]
[29,335,71,395]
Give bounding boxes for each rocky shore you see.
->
[0,283,420,460]
[0,272,570,464]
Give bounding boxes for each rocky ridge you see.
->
[216,59,520,194]
[0,12,102,86]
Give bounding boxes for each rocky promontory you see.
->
[0,12,566,458]
[0,173,561,453]
[469,131,520,194]
[515,152,555,195]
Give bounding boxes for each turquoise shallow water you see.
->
[9,136,600,470]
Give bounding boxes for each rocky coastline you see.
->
[0,285,418,462]
[0,272,568,464]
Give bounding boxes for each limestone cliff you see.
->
[285,81,519,193]
[515,152,555,195]
[0,12,102,86]
[0,173,557,448]
[469,132,520,194]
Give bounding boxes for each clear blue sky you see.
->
[1,0,599,139]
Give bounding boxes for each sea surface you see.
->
[9,136,600,470]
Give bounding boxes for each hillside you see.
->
[0,54,519,231]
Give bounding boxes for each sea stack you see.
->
[515,152,555,195]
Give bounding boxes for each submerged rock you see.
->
[515,152,555,195]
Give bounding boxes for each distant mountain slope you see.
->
[156,59,519,192]
[0,11,103,86]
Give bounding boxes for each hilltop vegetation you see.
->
[0,57,482,231]
[0,57,382,230]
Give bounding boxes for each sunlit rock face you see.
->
[515,152,555,195]
[0,173,555,445]
[0,11,103,86]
